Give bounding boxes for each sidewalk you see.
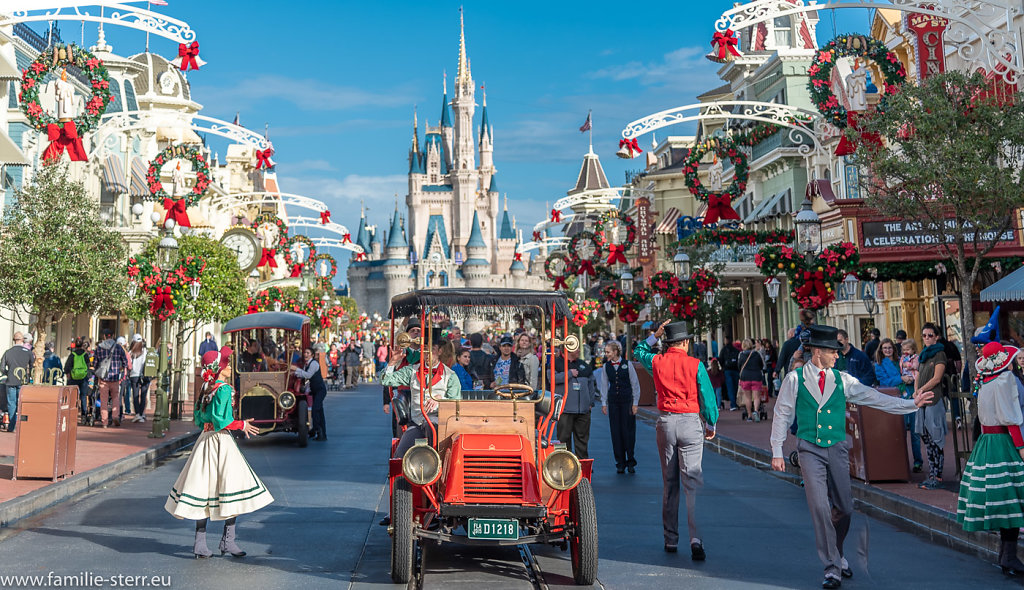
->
[638,403,1000,560]
[0,410,198,526]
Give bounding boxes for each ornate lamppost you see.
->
[149,221,178,437]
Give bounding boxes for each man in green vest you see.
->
[770,325,934,589]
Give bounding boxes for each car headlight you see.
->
[542,449,582,491]
[402,440,442,486]
[278,391,296,410]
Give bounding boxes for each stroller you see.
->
[82,377,102,427]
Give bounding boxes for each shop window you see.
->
[773,16,792,47]
[889,304,903,338]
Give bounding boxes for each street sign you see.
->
[635,197,656,277]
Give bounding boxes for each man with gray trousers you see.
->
[1,332,34,432]
[553,345,595,459]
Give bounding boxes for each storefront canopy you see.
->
[981,266,1024,302]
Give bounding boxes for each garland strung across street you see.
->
[648,269,720,319]
[144,144,212,228]
[544,252,573,290]
[126,254,206,322]
[682,123,780,225]
[594,209,637,265]
[599,283,649,324]
[251,213,289,268]
[283,235,317,278]
[677,228,795,247]
[568,231,603,277]
[20,43,114,162]
[755,242,859,310]
[860,257,1023,283]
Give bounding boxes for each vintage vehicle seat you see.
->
[436,400,535,451]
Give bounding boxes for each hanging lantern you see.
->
[620,269,634,295]
[653,292,664,308]
[765,276,781,303]
[703,289,716,307]
[604,300,613,312]
[189,279,201,300]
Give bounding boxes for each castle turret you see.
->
[385,208,408,260]
[439,78,453,171]
[462,210,490,287]
[478,88,494,190]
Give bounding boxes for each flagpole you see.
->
[588,109,593,154]
[145,2,151,52]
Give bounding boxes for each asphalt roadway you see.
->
[0,383,1019,590]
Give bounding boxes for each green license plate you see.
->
[467,518,519,540]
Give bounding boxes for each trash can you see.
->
[13,385,79,481]
[846,387,910,482]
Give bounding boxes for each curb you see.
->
[0,428,200,528]
[637,408,1003,561]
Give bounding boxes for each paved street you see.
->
[0,384,1018,589]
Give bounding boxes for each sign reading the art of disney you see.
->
[860,219,1016,249]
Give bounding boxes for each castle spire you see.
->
[457,7,469,86]
[411,106,419,153]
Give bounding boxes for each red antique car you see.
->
[385,289,597,585]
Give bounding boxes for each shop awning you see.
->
[654,207,681,234]
[102,154,128,193]
[744,188,791,224]
[981,266,1024,302]
[0,131,27,166]
[129,156,149,196]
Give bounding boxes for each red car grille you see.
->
[462,455,523,500]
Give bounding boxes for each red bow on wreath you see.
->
[606,244,628,265]
[552,275,568,290]
[255,148,276,169]
[290,263,303,278]
[342,233,352,244]
[176,42,201,71]
[550,209,561,223]
[711,29,742,60]
[149,286,175,317]
[796,270,829,303]
[162,198,192,228]
[259,248,278,268]
[532,231,542,242]
[703,193,741,226]
[618,138,643,159]
[43,121,87,162]
[835,112,883,156]
[576,259,596,277]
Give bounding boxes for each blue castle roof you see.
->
[422,215,451,259]
[466,210,486,248]
[423,132,449,175]
[440,93,452,128]
[498,209,515,240]
[386,209,407,250]
[354,215,370,252]
[488,174,497,193]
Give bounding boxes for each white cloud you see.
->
[193,75,414,113]
[277,159,336,174]
[589,47,711,87]
[277,173,407,214]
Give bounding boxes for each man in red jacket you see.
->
[634,320,719,560]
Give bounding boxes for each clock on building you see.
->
[220,227,259,274]
[431,251,441,262]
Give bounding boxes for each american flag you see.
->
[579,112,592,133]
[232,112,240,126]
[149,0,169,6]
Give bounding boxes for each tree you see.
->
[0,162,128,380]
[852,71,1024,370]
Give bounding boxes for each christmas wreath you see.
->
[754,242,859,310]
[544,252,573,290]
[568,231,603,277]
[251,213,289,268]
[284,235,318,277]
[807,34,907,128]
[312,253,338,287]
[127,253,206,321]
[647,269,719,319]
[859,257,1023,283]
[678,228,795,248]
[599,283,649,324]
[594,209,637,264]
[19,43,114,162]
[568,299,600,327]
[144,144,212,228]
[248,286,287,313]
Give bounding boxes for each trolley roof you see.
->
[223,311,310,333]
[389,288,572,320]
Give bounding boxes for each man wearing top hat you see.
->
[633,320,718,560]
[771,325,934,589]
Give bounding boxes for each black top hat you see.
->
[804,325,842,350]
[663,321,693,344]
[424,327,445,346]
[405,317,422,330]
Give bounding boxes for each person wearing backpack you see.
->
[93,328,130,428]
[65,338,92,418]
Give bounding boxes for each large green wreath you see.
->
[283,234,317,270]
[19,43,113,134]
[312,253,338,283]
[251,213,289,249]
[807,34,907,128]
[594,209,637,253]
[568,231,603,276]
[144,144,211,206]
[682,123,780,203]
[544,252,573,289]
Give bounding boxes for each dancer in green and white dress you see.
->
[957,341,1024,577]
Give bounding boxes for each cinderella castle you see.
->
[348,13,550,316]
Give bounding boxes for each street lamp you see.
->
[150,223,179,435]
[703,289,716,307]
[189,279,201,301]
[652,292,664,308]
[862,280,878,316]
[245,269,260,293]
[127,280,138,299]
[794,197,822,256]
[765,276,781,303]
[273,300,283,312]
[620,268,634,295]
[842,272,860,302]
[573,284,585,302]
[299,262,313,305]
[673,246,691,281]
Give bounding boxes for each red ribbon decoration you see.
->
[255,148,275,169]
[532,231,542,242]
[796,270,829,303]
[618,138,643,158]
[149,286,175,317]
[42,121,87,162]
[342,233,352,244]
[162,198,192,228]
[711,29,742,60]
[552,275,568,290]
[577,260,596,277]
[514,252,522,261]
[606,244,628,265]
[354,252,366,261]
[246,304,259,314]
[258,248,278,268]
[835,112,882,156]
[177,42,201,71]
[290,263,303,278]
[550,209,561,223]
[320,210,332,224]
[703,193,741,225]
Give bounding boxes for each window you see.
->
[888,304,904,338]
[439,271,449,287]
[426,270,435,287]
[124,79,138,111]
[106,78,122,113]
[773,16,792,47]
[235,328,301,373]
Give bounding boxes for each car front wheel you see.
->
[296,398,308,448]
[391,478,414,584]
[569,478,598,585]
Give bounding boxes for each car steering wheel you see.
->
[493,383,535,399]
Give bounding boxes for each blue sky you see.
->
[87,0,871,281]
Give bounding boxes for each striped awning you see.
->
[129,156,149,196]
[981,266,1024,302]
[101,154,128,193]
[654,207,682,234]
[0,130,27,166]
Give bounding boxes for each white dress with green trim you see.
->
[164,382,274,521]
[957,371,1024,532]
